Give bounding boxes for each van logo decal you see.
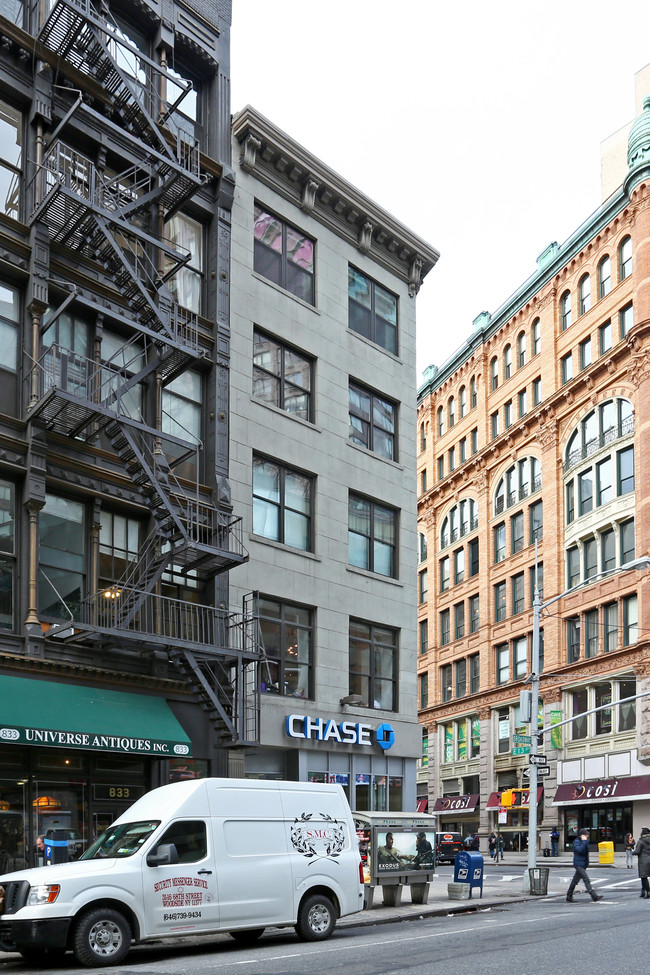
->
[291,813,346,865]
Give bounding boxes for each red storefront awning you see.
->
[486,787,543,810]
[553,775,650,806]
[431,793,480,813]
[416,798,429,812]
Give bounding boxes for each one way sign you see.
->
[522,765,551,777]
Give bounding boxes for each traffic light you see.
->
[500,789,515,807]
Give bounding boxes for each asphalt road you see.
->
[1,865,645,974]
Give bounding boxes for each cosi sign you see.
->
[285,715,395,750]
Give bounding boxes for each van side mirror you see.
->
[147,843,179,867]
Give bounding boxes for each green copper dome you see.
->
[627,94,650,178]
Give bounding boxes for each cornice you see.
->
[0,651,189,694]
[232,106,440,294]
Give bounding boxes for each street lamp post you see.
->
[524,555,650,892]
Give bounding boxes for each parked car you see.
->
[434,830,463,863]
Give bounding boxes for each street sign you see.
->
[529,754,548,765]
[512,745,530,756]
[522,765,551,778]
[513,734,532,744]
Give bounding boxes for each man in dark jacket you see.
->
[566,831,603,902]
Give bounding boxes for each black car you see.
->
[434,830,463,863]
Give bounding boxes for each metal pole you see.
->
[524,568,541,891]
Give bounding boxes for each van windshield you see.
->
[81,820,160,860]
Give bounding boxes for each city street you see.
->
[1,864,645,974]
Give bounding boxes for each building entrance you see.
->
[563,804,632,851]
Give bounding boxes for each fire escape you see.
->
[26,0,260,745]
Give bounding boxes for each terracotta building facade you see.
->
[417,80,650,852]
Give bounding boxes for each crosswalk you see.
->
[496,873,641,890]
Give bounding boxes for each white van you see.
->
[0,778,364,967]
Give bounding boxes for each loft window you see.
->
[253,456,313,551]
[348,494,397,577]
[348,266,397,354]
[349,619,397,710]
[259,596,313,698]
[254,205,315,304]
[254,329,313,421]
[0,100,21,220]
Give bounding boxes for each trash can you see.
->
[528,867,549,895]
[599,841,615,865]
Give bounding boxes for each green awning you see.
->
[0,675,191,757]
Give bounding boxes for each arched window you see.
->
[490,357,498,391]
[470,376,477,407]
[440,498,478,549]
[437,405,444,436]
[565,397,634,471]
[420,423,427,452]
[619,236,632,281]
[599,255,611,298]
[448,396,455,427]
[494,457,542,515]
[560,290,572,330]
[503,344,512,379]
[579,274,591,316]
[517,331,526,368]
[459,385,467,417]
[532,318,541,356]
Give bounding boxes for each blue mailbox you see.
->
[453,850,483,898]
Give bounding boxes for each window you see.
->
[496,644,509,684]
[618,445,634,495]
[494,523,505,563]
[568,618,581,663]
[503,345,512,379]
[348,494,396,577]
[348,267,397,353]
[440,610,450,647]
[585,609,598,659]
[420,423,427,452]
[440,556,450,592]
[504,400,513,428]
[595,684,612,735]
[583,537,597,580]
[567,546,580,587]
[438,406,445,436]
[419,531,428,563]
[578,274,591,315]
[456,658,466,697]
[598,255,611,298]
[596,457,612,506]
[561,353,573,384]
[491,411,499,439]
[470,377,477,408]
[259,597,313,698]
[620,303,634,338]
[39,494,85,619]
[601,528,616,572]
[469,653,480,692]
[448,396,456,427]
[623,594,638,645]
[494,581,506,622]
[158,821,207,863]
[494,456,541,514]
[621,518,635,565]
[580,337,592,370]
[571,688,587,739]
[533,376,541,406]
[254,330,312,421]
[530,562,543,603]
[438,456,444,480]
[419,569,428,604]
[578,469,593,515]
[254,205,314,304]
[254,456,313,551]
[471,428,478,454]
[469,595,479,634]
[0,282,18,374]
[511,512,524,554]
[161,370,202,479]
[619,235,632,280]
[469,538,479,577]
[454,548,464,585]
[455,602,465,639]
[449,446,456,472]
[460,386,467,417]
[497,706,510,753]
[349,619,397,710]
[440,499,478,547]
[619,678,636,731]
[99,510,140,589]
[167,213,203,314]
[517,331,526,368]
[599,320,612,354]
[0,479,14,629]
[512,573,525,615]
[560,290,572,330]
[513,636,527,678]
[421,470,427,494]
[532,318,541,356]
[349,380,396,459]
[604,602,617,652]
[419,619,428,654]
[420,672,429,710]
[0,100,21,219]
[530,500,543,542]
[460,437,467,463]
[490,357,498,390]
[518,388,527,417]
[441,664,452,702]
[566,481,575,523]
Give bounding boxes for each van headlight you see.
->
[27,885,60,905]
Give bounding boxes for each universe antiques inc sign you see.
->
[0,725,191,757]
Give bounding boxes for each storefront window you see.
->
[169,758,208,782]
[388,776,402,810]
[372,775,387,811]
[0,777,28,871]
[355,773,370,810]
[32,781,87,861]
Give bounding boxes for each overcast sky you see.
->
[231,1,650,383]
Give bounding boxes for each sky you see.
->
[230,1,650,382]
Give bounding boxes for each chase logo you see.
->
[376,723,395,751]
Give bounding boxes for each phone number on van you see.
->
[163,911,202,921]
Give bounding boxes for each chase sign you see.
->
[285,714,395,751]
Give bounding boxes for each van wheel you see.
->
[295,893,336,941]
[73,907,132,967]
[229,928,265,945]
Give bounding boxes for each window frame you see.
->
[349,618,398,711]
[254,328,313,422]
[348,493,397,577]
[348,265,398,354]
[254,203,315,305]
[348,379,397,460]
[253,454,314,552]
[259,595,314,699]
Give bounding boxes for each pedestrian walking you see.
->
[634,827,650,896]
[471,833,480,852]
[566,830,603,902]
[488,832,496,860]
[550,826,560,857]
[625,831,635,868]
[498,833,505,861]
